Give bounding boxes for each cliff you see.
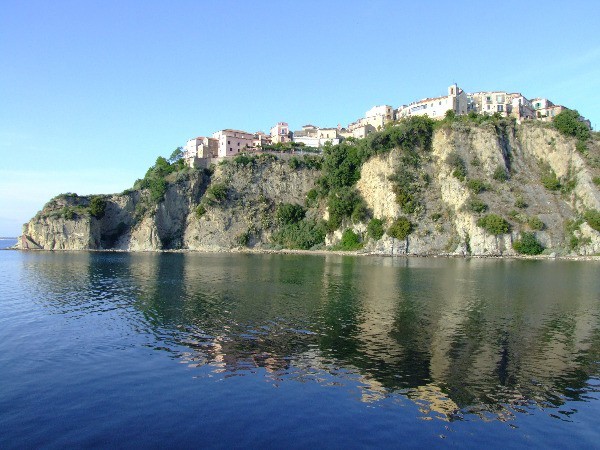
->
[18,121,600,256]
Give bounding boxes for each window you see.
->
[498,105,504,112]
[237,142,240,146]
[496,95,504,103]
[486,96,492,102]
[228,140,230,144]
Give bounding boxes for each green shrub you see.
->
[447,152,467,181]
[389,167,421,213]
[514,197,528,208]
[470,156,481,167]
[565,218,584,250]
[271,219,327,250]
[236,230,251,247]
[327,189,365,230]
[89,196,106,218]
[528,216,545,231]
[430,212,442,222]
[584,209,600,232]
[466,178,488,193]
[508,209,528,223]
[553,109,591,141]
[512,232,544,255]
[338,229,363,250]
[305,188,319,208]
[467,198,488,213]
[301,155,323,170]
[367,218,384,240]
[196,204,207,219]
[541,169,561,191]
[206,183,228,203]
[476,214,510,235]
[576,140,588,154]
[276,203,306,225]
[593,176,600,186]
[148,177,167,202]
[234,154,255,167]
[288,157,300,169]
[63,208,75,220]
[350,201,369,223]
[493,166,509,182]
[388,217,413,240]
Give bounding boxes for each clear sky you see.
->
[1,0,599,236]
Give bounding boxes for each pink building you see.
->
[270,122,291,144]
[212,129,254,157]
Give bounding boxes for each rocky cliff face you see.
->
[18,122,600,256]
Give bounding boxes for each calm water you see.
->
[1,251,600,448]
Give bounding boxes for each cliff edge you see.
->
[18,119,600,256]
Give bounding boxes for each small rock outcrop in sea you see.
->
[19,120,600,256]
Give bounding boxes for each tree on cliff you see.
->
[89,196,106,218]
[553,109,590,141]
[169,147,184,163]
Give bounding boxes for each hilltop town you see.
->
[18,81,600,258]
[183,83,592,168]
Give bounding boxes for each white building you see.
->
[292,125,340,147]
[212,129,254,157]
[467,91,535,121]
[363,105,394,130]
[397,84,467,120]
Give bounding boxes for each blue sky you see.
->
[1,0,599,236]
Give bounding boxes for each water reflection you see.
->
[22,252,600,421]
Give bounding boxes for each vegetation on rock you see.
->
[206,183,228,204]
[276,203,306,225]
[271,219,327,250]
[387,217,413,240]
[367,218,385,240]
[585,209,600,232]
[336,229,363,250]
[89,196,106,219]
[476,214,511,235]
[512,232,544,255]
[447,152,467,181]
[466,178,489,193]
[493,166,509,182]
[528,216,545,231]
[553,109,590,142]
[467,198,488,213]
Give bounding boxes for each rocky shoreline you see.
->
[8,244,600,261]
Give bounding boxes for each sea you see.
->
[1,250,599,448]
[0,238,17,250]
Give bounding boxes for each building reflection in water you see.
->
[23,252,600,421]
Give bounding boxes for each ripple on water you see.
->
[2,252,600,447]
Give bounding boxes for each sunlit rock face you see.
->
[18,123,600,256]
